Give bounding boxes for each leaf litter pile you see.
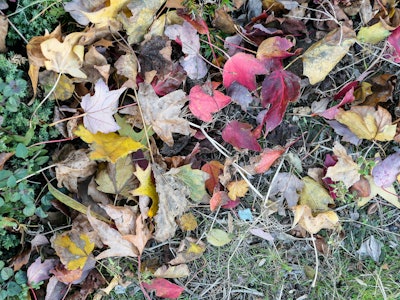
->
[2,0,400,299]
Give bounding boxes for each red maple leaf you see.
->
[223,53,266,91]
[189,83,231,122]
[222,121,261,151]
[261,69,301,133]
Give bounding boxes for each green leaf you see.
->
[172,165,209,203]
[116,114,153,146]
[206,229,232,247]
[6,175,17,188]
[6,281,21,296]
[0,197,4,207]
[23,204,35,217]
[15,143,28,158]
[1,267,13,280]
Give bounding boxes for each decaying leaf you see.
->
[209,191,230,211]
[154,264,190,279]
[302,26,356,84]
[325,142,360,188]
[292,204,340,234]
[115,52,138,88]
[81,79,127,134]
[299,176,334,213]
[201,160,224,194]
[247,147,286,174]
[335,106,396,141]
[268,172,304,208]
[358,176,400,208]
[169,237,206,265]
[357,21,391,44]
[80,0,130,27]
[99,204,136,236]
[142,278,184,299]
[356,235,382,262]
[227,180,249,200]
[207,228,232,247]
[372,151,400,188]
[137,83,195,147]
[0,16,8,53]
[51,230,95,270]
[123,215,152,256]
[74,125,144,163]
[39,71,75,101]
[27,258,57,285]
[178,213,198,231]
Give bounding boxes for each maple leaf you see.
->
[227,180,249,200]
[100,204,136,236]
[261,69,301,132]
[358,176,400,209]
[302,26,356,85]
[40,32,87,78]
[292,205,340,234]
[223,52,266,91]
[189,83,231,122]
[222,121,261,151]
[74,125,144,163]
[268,172,304,208]
[123,215,152,256]
[143,278,185,299]
[325,142,360,188]
[335,106,396,141]
[81,79,127,134]
[137,83,195,147]
[130,164,159,217]
[51,230,94,270]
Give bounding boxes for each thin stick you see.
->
[311,234,319,288]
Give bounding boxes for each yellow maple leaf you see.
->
[52,231,94,270]
[227,180,249,200]
[82,0,130,27]
[292,204,339,234]
[335,106,396,141]
[74,125,143,163]
[130,164,159,217]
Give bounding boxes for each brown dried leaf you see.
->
[169,237,206,265]
[100,204,137,236]
[122,215,152,255]
[0,16,8,53]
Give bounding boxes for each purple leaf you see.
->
[27,257,57,285]
[372,151,400,187]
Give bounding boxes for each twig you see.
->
[311,234,319,288]
[137,255,152,300]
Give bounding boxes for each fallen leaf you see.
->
[39,71,75,101]
[261,69,301,132]
[115,53,138,89]
[131,164,159,217]
[207,228,232,247]
[350,176,371,198]
[142,278,184,299]
[356,235,382,262]
[268,172,304,208]
[292,205,340,234]
[27,258,57,285]
[222,121,262,151]
[223,52,266,91]
[209,191,230,211]
[138,83,195,147]
[41,32,87,78]
[74,125,144,163]
[99,204,136,236]
[357,21,391,44]
[361,74,396,106]
[249,228,274,242]
[81,79,127,134]
[299,177,335,213]
[189,83,231,122]
[201,160,224,194]
[227,82,254,111]
[169,238,206,265]
[227,180,249,200]
[302,26,356,84]
[0,16,7,53]
[388,26,400,62]
[318,87,355,119]
[123,215,152,256]
[256,36,299,59]
[251,147,286,174]
[372,151,400,187]
[95,156,135,198]
[178,213,198,231]
[325,142,360,188]
[326,120,362,146]
[358,176,400,208]
[87,208,139,259]
[335,106,396,141]
[80,0,130,27]
[51,230,95,270]
[154,264,190,279]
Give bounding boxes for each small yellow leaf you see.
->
[74,125,143,163]
[302,26,356,85]
[357,22,391,44]
[336,106,396,141]
[179,213,198,231]
[292,204,339,234]
[227,180,249,200]
[52,231,94,270]
[299,177,334,213]
[130,164,159,217]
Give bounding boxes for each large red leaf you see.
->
[261,69,301,133]
[143,278,184,299]
[222,121,261,151]
[189,83,231,122]
[223,53,266,91]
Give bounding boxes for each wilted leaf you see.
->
[318,87,355,120]
[227,180,248,200]
[207,228,232,247]
[51,230,95,270]
[74,125,144,163]
[142,278,184,299]
[27,258,56,285]
[169,237,206,265]
[123,215,152,256]
[292,205,340,234]
[131,164,159,217]
[138,83,195,147]
[261,69,301,132]
[372,151,400,187]
[209,191,230,211]
[81,79,127,134]
[358,176,400,208]
[178,213,198,231]
[325,142,360,188]
[222,121,261,151]
[154,264,190,279]
[39,71,75,101]
[299,177,334,213]
[356,235,382,262]
[100,204,136,236]
[189,83,231,122]
[201,160,224,194]
[357,21,391,44]
[302,26,356,84]
[80,0,130,27]
[223,52,266,90]
[257,36,299,59]
[87,208,139,259]
[268,172,304,208]
[41,32,87,78]
[115,53,138,88]
[335,106,396,141]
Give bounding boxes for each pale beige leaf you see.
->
[325,142,360,188]
[154,264,189,279]
[99,204,136,236]
[358,176,400,208]
[169,237,206,265]
[138,83,195,147]
[122,215,152,255]
[115,53,138,89]
[292,205,340,234]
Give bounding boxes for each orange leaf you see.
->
[254,147,285,174]
[210,191,229,211]
[201,161,223,194]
